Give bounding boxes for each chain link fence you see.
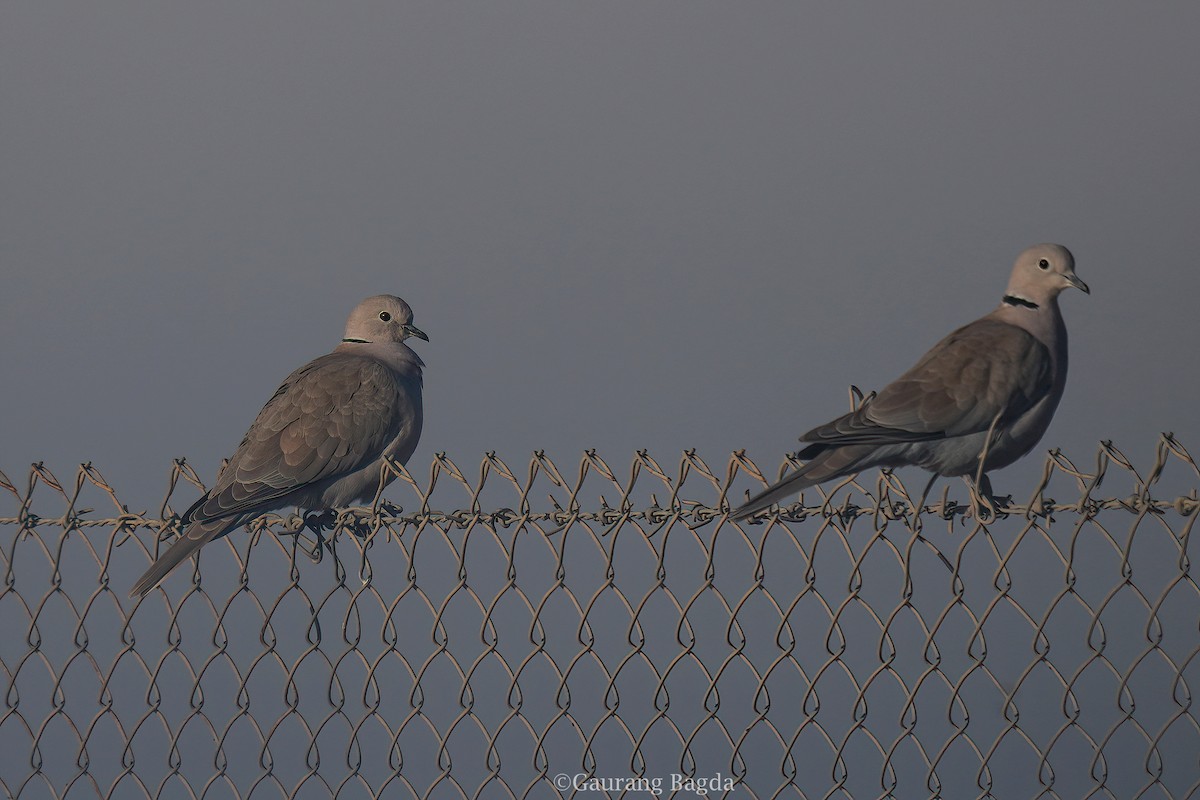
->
[2,436,1198,799]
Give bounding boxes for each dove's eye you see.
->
[1038,259,1050,270]
[379,311,392,321]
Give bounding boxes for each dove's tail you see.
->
[730,444,878,521]
[129,518,233,598]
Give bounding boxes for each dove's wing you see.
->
[800,319,1053,449]
[183,352,407,524]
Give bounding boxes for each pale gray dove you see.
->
[731,244,1088,521]
[131,295,427,597]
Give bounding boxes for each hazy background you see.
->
[3,2,1198,507]
[4,5,1200,798]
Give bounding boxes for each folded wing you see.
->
[183,353,406,525]
[800,319,1052,450]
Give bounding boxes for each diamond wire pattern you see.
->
[1,436,1198,799]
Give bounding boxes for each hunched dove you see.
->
[130,295,427,597]
[731,244,1088,521]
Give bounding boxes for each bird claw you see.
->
[304,509,338,531]
[963,473,1011,523]
[279,509,339,562]
[969,491,1011,522]
[971,494,996,522]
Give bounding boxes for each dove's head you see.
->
[342,295,429,344]
[1006,244,1089,304]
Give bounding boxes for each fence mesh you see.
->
[2,437,1198,799]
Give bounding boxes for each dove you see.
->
[130,295,427,597]
[731,244,1088,521]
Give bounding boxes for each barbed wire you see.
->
[1,436,1197,799]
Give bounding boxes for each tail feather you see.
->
[129,518,233,598]
[730,445,878,521]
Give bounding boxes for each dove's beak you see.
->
[403,324,429,341]
[1065,274,1090,294]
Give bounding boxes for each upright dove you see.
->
[130,295,427,597]
[731,244,1088,521]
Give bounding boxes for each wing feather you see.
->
[800,319,1052,447]
[182,353,404,523]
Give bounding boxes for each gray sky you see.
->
[3,6,1199,797]
[3,2,1198,510]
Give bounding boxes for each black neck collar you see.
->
[342,337,371,343]
[1002,295,1039,310]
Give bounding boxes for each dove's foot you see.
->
[304,509,338,532]
[279,509,338,562]
[963,475,1012,522]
